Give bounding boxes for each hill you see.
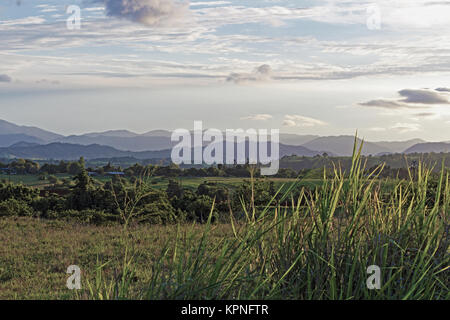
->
[373,139,426,153]
[0,143,171,160]
[303,136,389,156]
[0,134,45,147]
[59,135,173,152]
[404,142,450,154]
[0,119,63,142]
[0,141,323,161]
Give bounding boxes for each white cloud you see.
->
[0,16,46,26]
[190,1,231,6]
[283,115,327,127]
[368,127,387,132]
[391,122,422,133]
[240,114,273,121]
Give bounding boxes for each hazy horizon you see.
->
[1,117,447,144]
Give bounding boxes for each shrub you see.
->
[45,209,117,225]
[0,199,33,217]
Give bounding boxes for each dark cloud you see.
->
[415,112,436,118]
[255,64,272,75]
[227,64,273,84]
[359,99,410,109]
[0,74,12,83]
[95,0,190,26]
[398,89,449,104]
[359,88,449,109]
[436,87,450,92]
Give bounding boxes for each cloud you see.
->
[368,122,422,133]
[283,115,327,127]
[240,114,273,121]
[414,112,437,118]
[391,122,421,133]
[189,1,231,7]
[436,87,450,92]
[359,99,409,109]
[227,64,273,84]
[359,88,450,109]
[398,89,449,104]
[368,127,386,132]
[0,16,46,26]
[35,79,61,85]
[0,74,12,83]
[96,0,190,26]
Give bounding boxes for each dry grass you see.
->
[0,217,233,299]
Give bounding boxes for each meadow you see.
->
[1,173,317,190]
[0,151,450,300]
[1,147,448,300]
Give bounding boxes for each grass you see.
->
[0,174,71,187]
[1,143,449,300]
[0,217,234,299]
[3,173,319,192]
[146,176,317,191]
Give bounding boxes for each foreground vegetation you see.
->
[1,143,449,299]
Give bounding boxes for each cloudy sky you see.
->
[0,0,450,141]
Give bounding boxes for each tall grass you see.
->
[84,139,449,300]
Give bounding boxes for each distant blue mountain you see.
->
[0,118,448,158]
[0,134,44,147]
[404,142,450,154]
[0,119,63,142]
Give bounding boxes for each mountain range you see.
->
[0,119,447,160]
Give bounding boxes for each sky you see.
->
[0,0,450,141]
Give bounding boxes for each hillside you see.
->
[59,135,173,152]
[1,119,449,158]
[0,119,63,142]
[0,143,170,160]
[0,140,324,161]
[404,142,450,154]
[303,136,389,156]
[373,139,426,153]
[0,134,45,147]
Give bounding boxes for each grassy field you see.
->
[1,150,449,300]
[1,173,321,191]
[0,173,70,187]
[0,217,233,299]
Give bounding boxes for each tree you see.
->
[68,162,82,175]
[68,169,94,210]
[166,179,183,199]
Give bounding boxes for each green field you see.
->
[0,217,233,299]
[1,152,448,300]
[0,174,72,187]
[1,173,322,191]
